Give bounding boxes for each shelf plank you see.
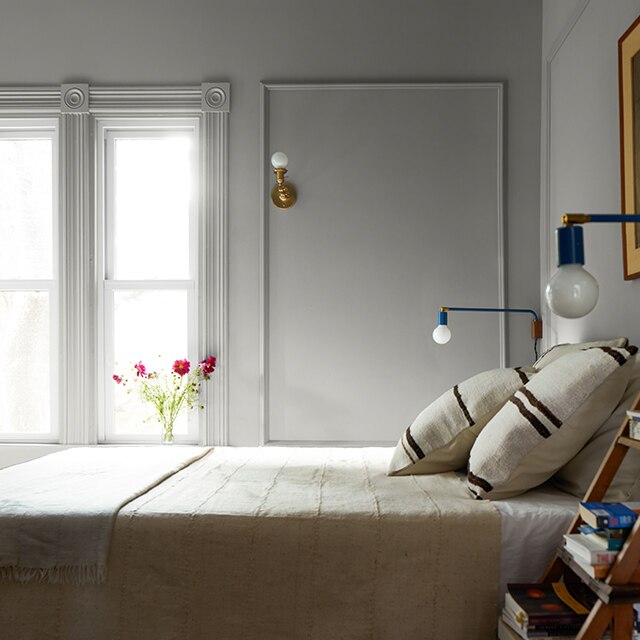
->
[617,435,640,451]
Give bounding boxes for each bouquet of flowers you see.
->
[113,356,216,443]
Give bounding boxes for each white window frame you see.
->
[0,84,229,450]
[97,120,200,443]
[0,120,59,442]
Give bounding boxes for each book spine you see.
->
[590,551,617,565]
[572,547,617,565]
[500,616,582,640]
[579,505,636,529]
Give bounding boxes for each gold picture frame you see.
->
[619,15,640,279]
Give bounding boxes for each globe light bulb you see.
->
[545,264,599,319]
[432,324,452,345]
[271,152,289,169]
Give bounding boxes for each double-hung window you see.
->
[99,121,199,442]
[0,120,58,441]
[0,84,228,448]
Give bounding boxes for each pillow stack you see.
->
[388,338,639,501]
[387,366,535,476]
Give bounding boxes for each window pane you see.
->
[112,289,189,435]
[0,291,50,433]
[113,137,192,280]
[0,138,53,279]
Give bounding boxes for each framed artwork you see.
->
[619,15,640,279]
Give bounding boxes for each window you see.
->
[0,121,58,441]
[99,123,199,442]
[0,84,229,446]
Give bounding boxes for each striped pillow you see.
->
[553,358,640,500]
[533,337,628,369]
[387,366,536,476]
[467,345,637,500]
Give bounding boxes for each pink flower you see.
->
[134,361,147,378]
[172,359,191,376]
[112,374,123,384]
[199,356,216,377]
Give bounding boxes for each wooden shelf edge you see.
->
[617,435,640,451]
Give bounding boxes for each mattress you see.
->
[493,479,578,600]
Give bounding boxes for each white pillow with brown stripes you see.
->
[387,366,536,476]
[467,345,637,500]
[533,337,628,369]
[553,357,640,500]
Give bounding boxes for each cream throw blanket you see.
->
[0,447,501,639]
[0,446,211,584]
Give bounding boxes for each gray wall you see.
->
[266,84,505,444]
[0,0,542,445]
[542,0,640,350]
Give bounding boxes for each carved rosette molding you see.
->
[202,83,230,112]
[0,83,230,445]
[61,84,89,113]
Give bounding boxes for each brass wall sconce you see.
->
[271,152,297,209]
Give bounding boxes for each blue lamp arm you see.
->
[563,213,640,224]
[436,306,543,360]
[442,307,539,322]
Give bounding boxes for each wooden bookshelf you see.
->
[541,392,640,640]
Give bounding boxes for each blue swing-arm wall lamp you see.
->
[433,306,543,359]
[545,213,640,318]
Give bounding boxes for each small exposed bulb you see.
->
[545,264,599,319]
[432,324,452,345]
[271,152,289,169]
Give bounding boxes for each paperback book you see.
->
[563,533,618,565]
[504,582,596,634]
[566,553,611,579]
[579,501,640,529]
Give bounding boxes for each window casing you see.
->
[0,84,229,446]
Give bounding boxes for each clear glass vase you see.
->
[160,420,175,444]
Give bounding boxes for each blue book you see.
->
[579,502,640,529]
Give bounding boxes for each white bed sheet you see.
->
[494,481,578,602]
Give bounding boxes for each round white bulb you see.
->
[545,263,599,319]
[432,324,452,345]
[271,152,289,169]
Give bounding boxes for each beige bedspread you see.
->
[0,447,500,639]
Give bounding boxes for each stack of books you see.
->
[498,582,596,639]
[562,501,640,578]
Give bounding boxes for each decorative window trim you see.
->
[0,84,230,446]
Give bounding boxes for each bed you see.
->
[0,445,577,640]
[5,339,640,639]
